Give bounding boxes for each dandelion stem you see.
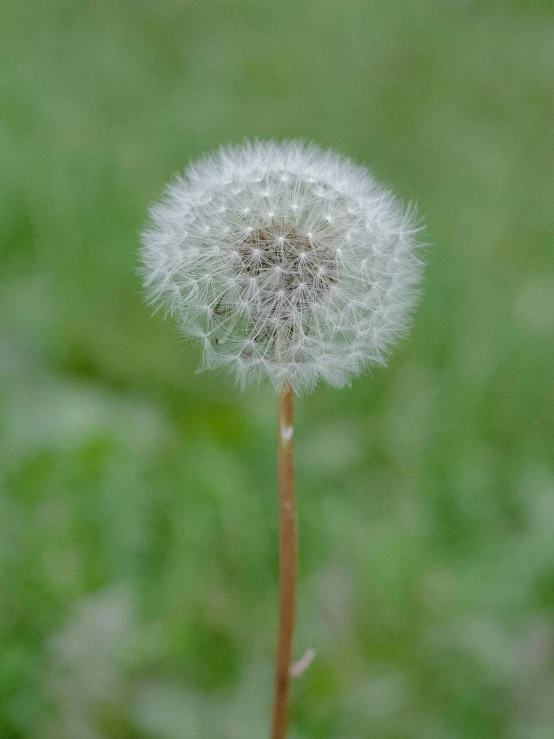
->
[271,384,296,739]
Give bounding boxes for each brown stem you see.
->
[271,385,296,739]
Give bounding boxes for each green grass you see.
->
[1,0,553,737]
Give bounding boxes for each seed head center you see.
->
[237,225,337,303]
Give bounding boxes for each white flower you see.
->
[140,140,423,393]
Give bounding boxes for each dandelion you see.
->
[140,140,423,738]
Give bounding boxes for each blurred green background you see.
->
[1,0,553,737]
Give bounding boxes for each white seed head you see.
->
[140,140,423,393]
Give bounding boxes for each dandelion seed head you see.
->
[140,140,424,392]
